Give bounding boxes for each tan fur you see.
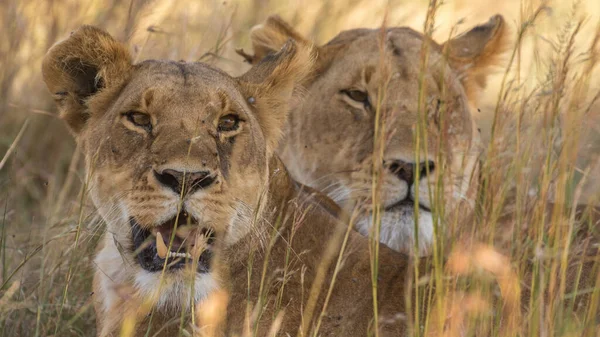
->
[240,16,510,255]
[43,26,416,336]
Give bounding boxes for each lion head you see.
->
[42,25,311,320]
[239,16,509,255]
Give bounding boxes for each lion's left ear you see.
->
[237,39,314,154]
[442,15,510,102]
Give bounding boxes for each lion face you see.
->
[288,31,480,255]
[42,26,311,309]
[83,62,269,272]
[241,16,508,255]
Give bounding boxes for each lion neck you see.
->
[222,152,345,276]
[220,155,414,336]
[224,154,339,263]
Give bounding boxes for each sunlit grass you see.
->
[0,0,599,336]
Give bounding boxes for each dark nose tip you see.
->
[388,160,435,184]
[154,169,216,195]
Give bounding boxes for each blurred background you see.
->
[0,0,599,335]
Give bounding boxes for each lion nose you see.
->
[153,168,216,195]
[387,160,435,185]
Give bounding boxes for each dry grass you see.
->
[0,0,599,336]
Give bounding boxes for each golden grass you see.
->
[0,0,599,336]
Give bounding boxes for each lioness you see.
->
[43,26,414,336]
[238,18,600,330]
[238,15,509,255]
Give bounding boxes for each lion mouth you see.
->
[130,212,215,273]
[385,199,431,213]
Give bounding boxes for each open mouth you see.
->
[129,212,215,273]
[385,199,431,212]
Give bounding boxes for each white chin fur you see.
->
[354,208,434,256]
[134,270,218,312]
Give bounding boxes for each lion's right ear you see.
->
[42,26,132,134]
[236,15,313,65]
[441,15,510,103]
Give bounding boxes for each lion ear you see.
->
[237,40,314,154]
[42,25,132,134]
[236,15,313,65]
[442,15,510,102]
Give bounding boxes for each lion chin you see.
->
[95,243,220,313]
[355,205,434,255]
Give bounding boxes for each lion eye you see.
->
[342,89,370,108]
[218,114,239,132]
[125,111,152,132]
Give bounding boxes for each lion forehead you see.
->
[84,60,250,128]
[122,61,244,103]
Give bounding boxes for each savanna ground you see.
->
[1,0,600,336]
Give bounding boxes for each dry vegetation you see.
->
[1,0,599,336]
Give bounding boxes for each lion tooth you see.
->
[156,232,168,259]
[163,251,193,259]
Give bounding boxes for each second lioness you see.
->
[239,15,509,255]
